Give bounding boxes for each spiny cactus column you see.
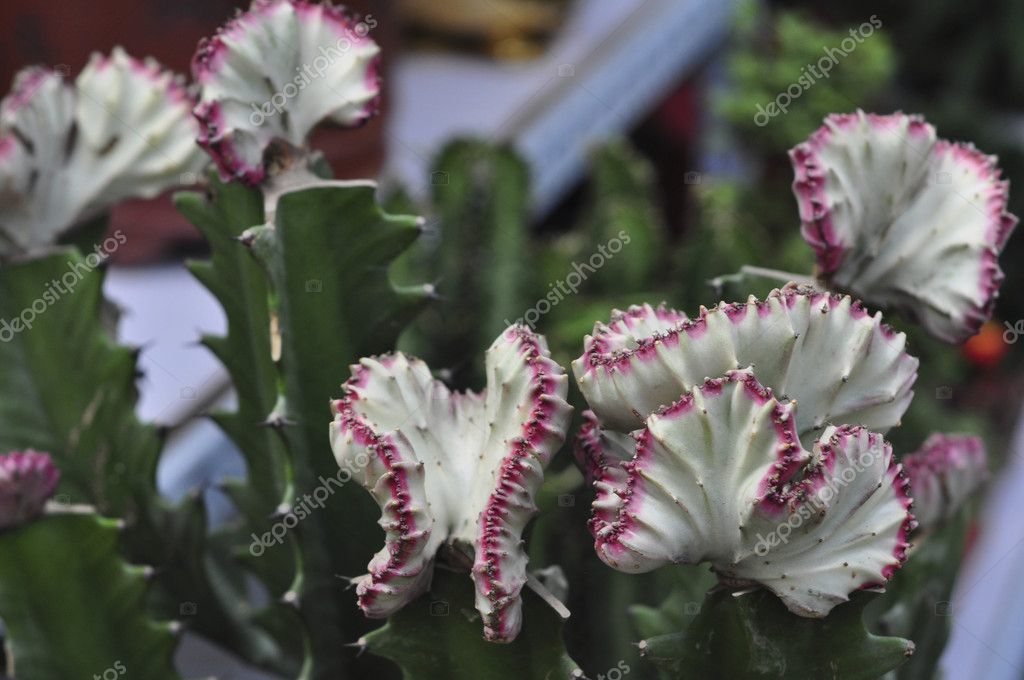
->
[407,140,531,384]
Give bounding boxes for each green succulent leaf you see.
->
[363,567,581,680]
[0,242,299,676]
[628,565,718,641]
[640,588,913,680]
[179,178,306,662]
[240,180,430,679]
[179,175,293,532]
[0,511,179,680]
[0,248,158,515]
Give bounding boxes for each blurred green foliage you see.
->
[393,140,532,386]
[716,0,894,158]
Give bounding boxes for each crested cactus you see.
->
[791,111,1018,343]
[572,291,919,618]
[330,325,572,642]
[573,287,918,440]
[191,0,380,186]
[0,1,1013,678]
[0,48,204,255]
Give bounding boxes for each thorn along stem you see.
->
[525,573,571,621]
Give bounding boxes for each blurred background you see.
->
[3,0,1023,677]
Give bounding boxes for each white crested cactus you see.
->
[330,325,572,642]
[791,111,1018,343]
[192,0,381,185]
[573,287,919,617]
[0,48,204,256]
[903,434,987,531]
[573,285,919,444]
[578,370,914,618]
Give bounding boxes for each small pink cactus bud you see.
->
[0,450,60,530]
[903,434,987,531]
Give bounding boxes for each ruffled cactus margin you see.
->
[790,111,1018,343]
[0,0,1012,677]
[330,326,573,642]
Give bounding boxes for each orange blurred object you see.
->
[962,320,1010,369]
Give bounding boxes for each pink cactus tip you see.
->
[0,450,60,530]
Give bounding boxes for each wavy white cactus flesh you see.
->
[791,111,1018,343]
[0,48,204,256]
[586,370,914,618]
[903,434,987,531]
[330,326,571,642]
[573,286,919,447]
[0,450,60,530]
[192,0,381,185]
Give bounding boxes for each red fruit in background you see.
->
[962,320,1010,369]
